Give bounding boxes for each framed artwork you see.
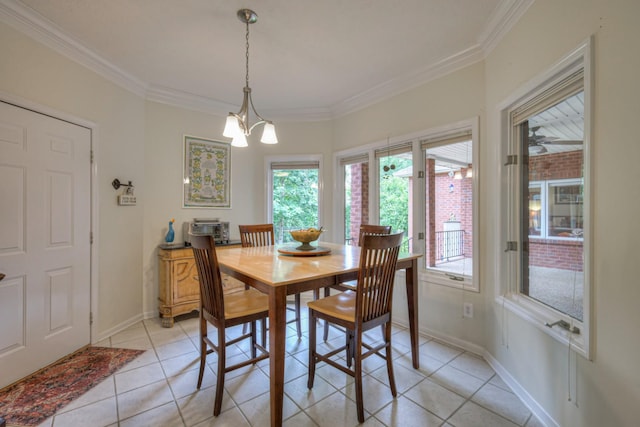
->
[183,135,231,208]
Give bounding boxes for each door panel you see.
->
[0,101,91,387]
[0,165,25,254]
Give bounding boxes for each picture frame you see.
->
[183,135,231,208]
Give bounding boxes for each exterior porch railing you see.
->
[436,229,465,261]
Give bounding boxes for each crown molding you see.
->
[331,0,533,117]
[0,0,147,97]
[330,43,486,118]
[0,0,532,120]
[478,0,535,55]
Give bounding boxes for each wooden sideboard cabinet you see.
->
[158,244,243,327]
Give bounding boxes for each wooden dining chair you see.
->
[322,224,393,340]
[239,224,302,338]
[307,232,404,423]
[190,235,269,417]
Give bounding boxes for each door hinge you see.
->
[90,150,94,164]
[504,154,518,166]
[418,171,425,178]
[90,312,93,325]
[90,232,93,244]
[504,241,518,252]
[418,232,425,240]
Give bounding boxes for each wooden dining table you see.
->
[216,241,422,427]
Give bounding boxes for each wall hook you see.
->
[112,178,133,190]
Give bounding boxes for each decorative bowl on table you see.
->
[289,228,323,251]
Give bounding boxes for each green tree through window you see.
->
[272,168,319,243]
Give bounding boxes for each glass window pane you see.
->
[423,140,473,277]
[272,167,319,243]
[379,153,412,254]
[344,161,369,245]
[521,91,584,321]
[528,184,542,237]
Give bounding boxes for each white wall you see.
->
[142,101,333,316]
[0,22,145,339]
[483,1,640,426]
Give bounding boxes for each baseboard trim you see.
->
[94,313,144,344]
[483,351,558,427]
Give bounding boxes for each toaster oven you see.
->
[183,218,230,246]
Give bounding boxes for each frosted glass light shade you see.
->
[231,133,248,147]
[260,122,278,144]
[223,115,240,137]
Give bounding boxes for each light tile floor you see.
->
[35,306,544,427]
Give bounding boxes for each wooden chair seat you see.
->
[307,290,356,323]
[224,289,269,319]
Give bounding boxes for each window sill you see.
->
[421,270,479,292]
[496,293,589,359]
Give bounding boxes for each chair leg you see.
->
[213,326,226,416]
[250,320,257,359]
[261,318,267,348]
[345,329,354,368]
[242,284,251,335]
[385,321,397,397]
[354,330,365,423]
[307,311,317,389]
[322,287,331,341]
[295,293,302,338]
[197,316,207,389]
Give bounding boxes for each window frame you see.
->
[419,119,479,292]
[333,119,479,293]
[265,154,323,240]
[497,38,593,359]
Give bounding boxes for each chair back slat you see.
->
[357,224,392,247]
[239,224,275,248]
[356,232,403,323]
[190,235,225,320]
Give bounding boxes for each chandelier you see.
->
[222,9,278,147]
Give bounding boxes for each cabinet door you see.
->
[172,258,200,303]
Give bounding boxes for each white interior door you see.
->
[0,101,91,388]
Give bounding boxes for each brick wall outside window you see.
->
[528,150,583,271]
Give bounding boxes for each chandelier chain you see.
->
[245,20,250,88]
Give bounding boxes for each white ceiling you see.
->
[0,0,533,121]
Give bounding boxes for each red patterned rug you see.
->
[0,346,145,427]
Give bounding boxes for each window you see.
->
[336,122,478,290]
[341,154,369,245]
[529,179,583,240]
[501,40,592,357]
[376,142,413,254]
[267,157,322,244]
[421,130,475,289]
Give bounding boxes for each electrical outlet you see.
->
[463,302,474,318]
